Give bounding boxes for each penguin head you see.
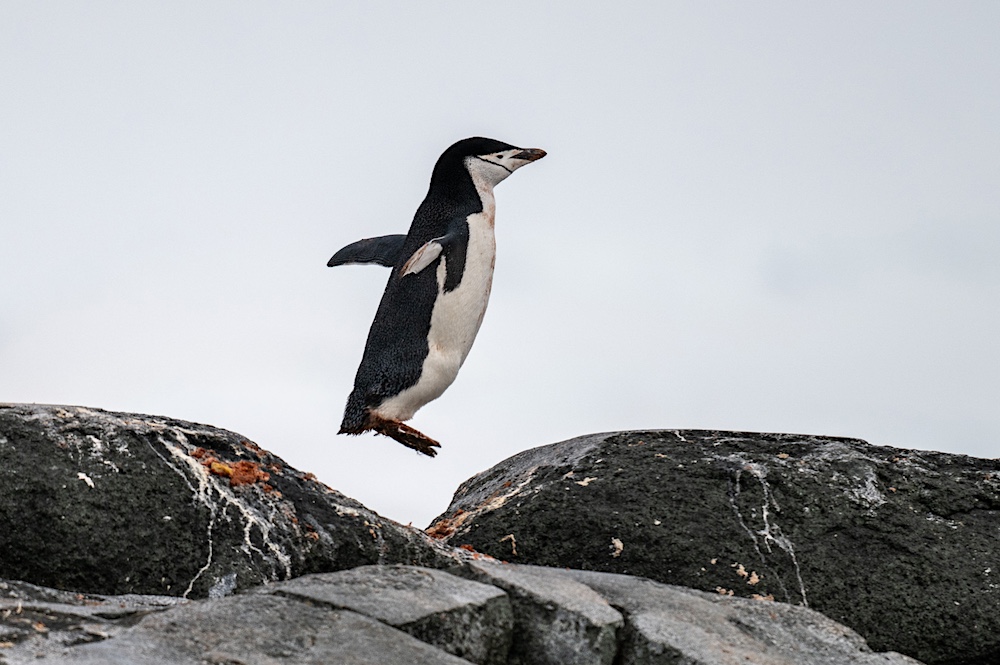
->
[431,137,546,195]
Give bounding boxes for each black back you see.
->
[340,138,516,430]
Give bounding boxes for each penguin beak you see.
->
[512,148,546,162]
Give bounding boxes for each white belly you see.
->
[376,211,496,421]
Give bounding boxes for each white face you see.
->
[464,149,540,190]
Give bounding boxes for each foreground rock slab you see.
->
[454,561,622,665]
[3,566,917,665]
[558,568,920,665]
[261,565,512,665]
[0,403,454,599]
[428,430,1000,665]
[0,578,184,663]
[52,595,475,665]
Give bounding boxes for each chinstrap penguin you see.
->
[328,137,546,456]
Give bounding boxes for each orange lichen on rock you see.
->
[189,447,220,470]
[425,509,466,539]
[209,461,233,478]
[228,460,270,487]
[303,522,320,541]
[455,543,495,561]
[240,439,265,458]
[189,448,271,488]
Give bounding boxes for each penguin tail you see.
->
[338,390,372,435]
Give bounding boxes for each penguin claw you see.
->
[370,418,441,457]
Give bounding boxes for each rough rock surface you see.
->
[453,561,623,665]
[0,578,184,663]
[555,568,919,665]
[260,565,512,665]
[43,595,475,665]
[0,403,454,599]
[1,566,918,665]
[428,430,1000,665]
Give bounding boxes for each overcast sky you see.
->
[2,2,998,527]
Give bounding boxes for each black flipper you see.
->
[327,234,407,268]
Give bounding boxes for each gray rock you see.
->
[1,567,922,665]
[260,565,512,665]
[558,568,921,665]
[453,561,623,665]
[428,430,1000,665]
[0,577,184,664]
[48,594,475,665]
[0,403,455,599]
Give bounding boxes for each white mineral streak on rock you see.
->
[724,454,808,607]
[925,513,960,530]
[145,433,217,598]
[149,429,293,598]
[87,434,122,472]
[797,442,890,516]
[445,471,540,536]
[850,469,888,512]
[334,505,362,518]
[177,432,291,577]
